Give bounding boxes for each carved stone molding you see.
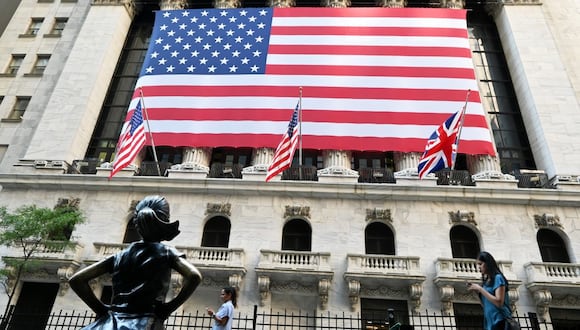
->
[439,285,454,316]
[409,283,423,314]
[56,197,80,209]
[318,279,331,310]
[258,276,270,306]
[284,205,310,219]
[201,275,229,288]
[448,210,477,226]
[229,273,242,289]
[57,264,81,296]
[507,288,519,313]
[534,213,562,229]
[533,289,552,321]
[550,294,580,307]
[206,202,231,217]
[365,208,392,223]
[171,272,183,296]
[348,280,360,312]
[361,285,406,298]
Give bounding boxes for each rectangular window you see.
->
[31,55,50,75]
[5,55,25,75]
[25,18,44,36]
[48,17,67,36]
[7,97,31,120]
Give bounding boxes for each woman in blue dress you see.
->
[69,195,202,329]
[467,251,512,330]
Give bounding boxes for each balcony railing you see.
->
[346,254,421,276]
[257,249,331,272]
[177,246,245,268]
[282,166,318,181]
[209,163,243,179]
[436,169,475,186]
[4,240,84,262]
[525,262,580,283]
[357,168,396,184]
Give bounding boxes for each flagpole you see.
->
[139,88,161,176]
[451,89,471,170]
[298,86,303,181]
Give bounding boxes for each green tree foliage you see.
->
[0,203,85,323]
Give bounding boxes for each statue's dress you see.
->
[82,241,183,330]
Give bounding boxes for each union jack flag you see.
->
[417,109,464,179]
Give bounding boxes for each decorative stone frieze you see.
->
[365,208,392,223]
[206,202,232,217]
[534,213,562,229]
[284,205,310,219]
[448,210,476,226]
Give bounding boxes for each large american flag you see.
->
[127,7,495,154]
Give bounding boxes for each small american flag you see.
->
[417,108,464,179]
[266,103,300,182]
[109,100,146,179]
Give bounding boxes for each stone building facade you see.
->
[0,0,579,327]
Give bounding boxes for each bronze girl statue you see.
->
[70,195,202,329]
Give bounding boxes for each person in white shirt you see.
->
[206,286,237,330]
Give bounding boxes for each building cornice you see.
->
[0,173,579,207]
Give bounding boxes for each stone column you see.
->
[243,0,295,178]
[18,0,137,174]
[159,0,213,177]
[393,152,421,177]
[316,0,358,183]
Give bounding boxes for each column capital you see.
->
[322,0,351,8]
[92,0,138,18]
[440,0,464,9]
[158,0,188,10]
[268,0,296,7]
[213,0,241,8]
[376,0,406,7]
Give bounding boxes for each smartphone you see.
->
[466,282,472,287]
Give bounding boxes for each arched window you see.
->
[365,222,395,255]
[450,226,480,259]
[537,229,570,263]
[282,219,311,251]
[202,216,231,248]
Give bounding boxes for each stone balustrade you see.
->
[346,254,421,276]
[525,262,580,283]
[257,249,332,272]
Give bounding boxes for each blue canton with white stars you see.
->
[141,8,274,76]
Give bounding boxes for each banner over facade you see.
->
[127,7,495,155]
